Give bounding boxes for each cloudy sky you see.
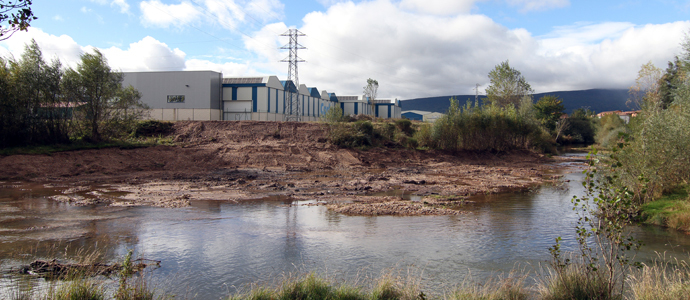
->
[1,0,688,99]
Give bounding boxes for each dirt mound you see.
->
[0,121,568,214]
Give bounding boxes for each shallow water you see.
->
[1,155,690,298]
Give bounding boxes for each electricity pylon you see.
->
[281,29,306,121]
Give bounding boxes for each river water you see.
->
[2,155,690,299]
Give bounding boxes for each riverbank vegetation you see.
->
[327,61,597,154]
[11,263,690,300]
[0,41,156,153]
[589,35,690,230]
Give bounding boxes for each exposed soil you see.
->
[0,121,569,215]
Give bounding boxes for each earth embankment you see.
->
[0,121,563,214]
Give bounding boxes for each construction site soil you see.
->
[0,121,570,216]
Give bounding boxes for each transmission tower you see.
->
[280,29,306,121]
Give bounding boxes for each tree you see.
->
[563,108,596,145]
[0,40,67,146]
[363,78,378,116]
[484,60,533,108]
[534,95,565,131]
[628,61,662,111]
[1,0,36,41]
[62,49,147,142]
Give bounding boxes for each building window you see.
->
[167,95,185,103]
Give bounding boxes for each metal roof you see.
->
[223,77,264,84]
[338,96,359,101]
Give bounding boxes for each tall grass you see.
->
[44,278,106,300]
[627,257,690,300]
[416,98,551,153]
[538,263,621,300]
[448,271,529,300]
[230,271,422,300]
[327,119,418,149]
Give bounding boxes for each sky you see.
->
[1,0,689,100]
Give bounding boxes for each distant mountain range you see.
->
[400,89,635,115]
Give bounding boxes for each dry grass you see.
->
[627,256,690,300]
[538,263,621,300]
[447,271,529,300]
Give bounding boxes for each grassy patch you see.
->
[640,185,690,231]
[627,257,690,300]
[538,263,620,300]
[230,272,422,300]
[327,120,420,149]
[450,272,528,300]
[0,138,174,156]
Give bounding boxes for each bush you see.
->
[322,106,346,123]
[48,278,106,300]
[133,120,174,137]
[428,97,550,152]
[328,122,374,148]
[413,124,433,149]
[613,80,690,203]
[595,114,628,147]
[394,119,415,136]
[539,263,616,300]
[562,109,596,145]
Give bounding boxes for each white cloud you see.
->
[538,22,635,56]
[242,22,287,74]
[246,0,285,22]
[0,29,253,77]
[90,0,131,13]
[139,0,283,30]
[101,36,186,71]
[507,0,570,12]
[81,7,92,14]
[399,0,479,15]
[185,59,251,76]
[112,0,131,13]
[202,0,245,30]
[53,15,64,21]
[140,0,203,28]
[240,0,687,99]
[0,28,85,69]
[2,0,685,100]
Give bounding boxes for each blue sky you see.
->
[1,0,689,99]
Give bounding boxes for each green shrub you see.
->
[328,123,373,148]
[539,264,617,300]
[133,120,174,137]
[613,79,690,203]
[47,278,105,300]
[322,106,346,123]
[413,124,433,149]
[394,119,415,136]
[429,98,549,152]
[562,108,596,145]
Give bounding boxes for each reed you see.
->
[447,271,529,300]
[627,256,690,300]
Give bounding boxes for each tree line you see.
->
[412,60,596,153]
[0,40,147,148]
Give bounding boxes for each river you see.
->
[1,154,690,299]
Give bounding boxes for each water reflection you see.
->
[1,165,690,299]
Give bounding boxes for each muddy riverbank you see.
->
[0,121,571,214]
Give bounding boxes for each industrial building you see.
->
[122,71,402,121]
[401,110,445,123]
